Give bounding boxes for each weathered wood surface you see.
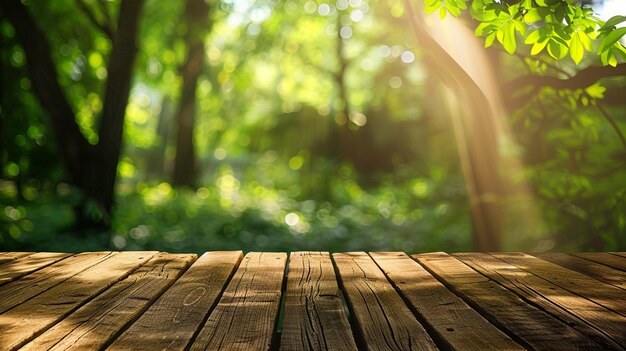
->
[190,252,287,351]
[371,252,523,351]
[535,252,626,290]
[334,252,437,351]
[0,251,155,350]
[0,252,35,265]
[493,252,626,317]
[280,252,357,351]
[0,251,625,351]
[454,252,625,350]
[0,252,69,286]
[413,252,603,351]
[574,252,626,272]
[21,253,196,351]
[109,251,242,351]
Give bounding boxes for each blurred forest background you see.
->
[1,0,625,254]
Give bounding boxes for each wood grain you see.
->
[0,252,34,265]
[0,252,69,286]
[535,252,626,290]
[20,253,196,351]
[455,252,624,350]
[333,252,437,351]
[371,252,523,351]
[0,251,155,351]
[0,251,115,315]
[280,251,357,351]
[413,252,601,351]
[493,252,626,317]
[109,251,243,351]
[574,252,626,272]
[190,252,287,351]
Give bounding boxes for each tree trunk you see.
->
[147,97,173,178]
[3,0,144,229]
[404,0,503,250]
[94,0,144,216]
[172,0,211,187]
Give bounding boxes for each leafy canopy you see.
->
[424,0,626,65]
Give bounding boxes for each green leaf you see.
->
[447,4,462,17]
[439,6,447,19]
[585,83,606,99]
[600,49,610,65]
[524,29,541,44]
[578,31,593,51]
[512,18,526,35]
[523,8,542,23]
[570,33,584,64]
[531,38,549,55]
[581,95,589,106]
[502,23,517,54]
[615,44,626,61]
[600,15,626,31]
[609,52,618,67]
[547,40,567,59]
[485,32,496,47]
[599,27,626,52]
[425,0,441,14]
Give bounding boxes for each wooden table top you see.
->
[0,251,624,350]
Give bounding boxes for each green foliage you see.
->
[1,162,471,253]
[427,0,626,65]
[2,0,625,253]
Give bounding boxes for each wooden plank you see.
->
[0,251,116,315]
[455,252,625,350]
[333,252,437,351]
[190,252,287,351]
[0,251,155,350]
[0,252,70,286]
[574,252,626,272]
[20,253,196,351]
[280,251,358,351]
[493,252,626,317]
[413,252,602,351]
[0,252,34,265]
[611,252,626,258]
[371,252,523,351]
[535,252,626,290]
[109,251,243,351]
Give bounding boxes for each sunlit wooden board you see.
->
[493,253,626,317]
[280,251,357,351]
[109,251,243,351]
[0,252,116,315]
[0,252,35,265]
[372,252,523,351]
[535,252,626,290]
[190,252,286,351]
[0,252,69,286]
[455,252,624,349]
[0,251,155,350]
[21,253,196,351]
[413,252,602,351]
[574,252,626,272]
[334,252,437,351]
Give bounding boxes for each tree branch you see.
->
[507,63,626,91]
[75,0,114,39]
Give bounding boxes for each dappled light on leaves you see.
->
[1,0,625,252]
